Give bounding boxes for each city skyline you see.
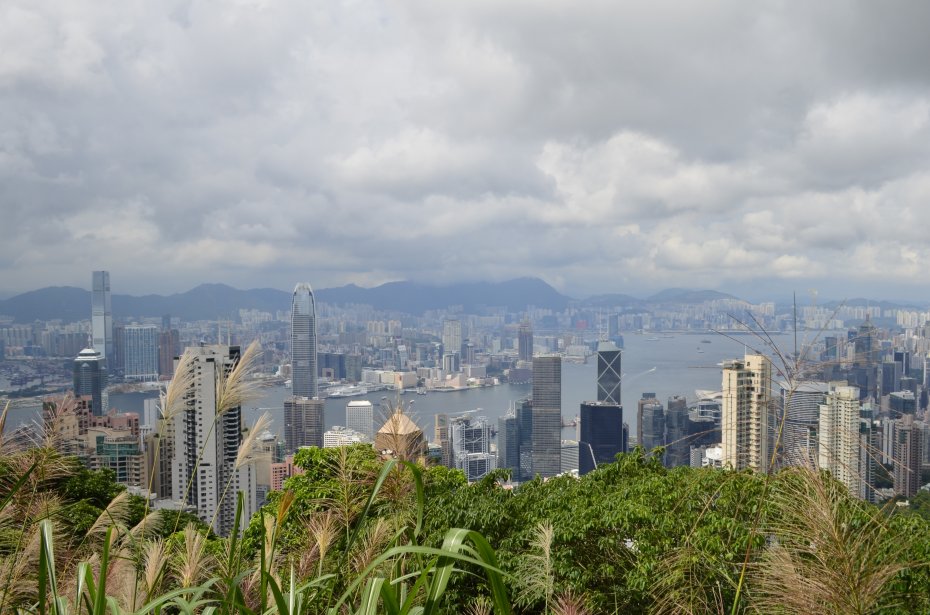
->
[3,3,930,300]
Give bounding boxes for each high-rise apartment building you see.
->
[346,400,374,441]
[122,324,159,382]
[91,271,112,362]
[517,322,533,363]
[781,381,829,467]
[721,354,773,471]
[284,396,324,453]
[596,341,622,405]
[578,401,624,475]
[74,347,108,416]
[291,283,318,398]
[170,345,257,537]
[530,355,561,478]
[818,385,863,497]
[893,414,924,498]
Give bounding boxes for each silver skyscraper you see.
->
[91,271,113,361]
[290,283,318,398]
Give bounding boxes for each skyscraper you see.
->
[497,413,520,478]
[781,381,829,467]
[284,397,324,453]
[531,355,561,478]
[578,401,624,475]
[518,322,534,363]
[291,283,318,398]
[596,341,622,405]
[818,384,863,497]
[449,415,495,482]
[721,354,773,471]
[638,394,665,456]
[73,347,108,416]
[171,345,257,537]
[442,319,462,361]
[346,400,374,441]
[91,271,113,362]
[892,414,924,498]
[665,395,689,467]
[122,324,159,382]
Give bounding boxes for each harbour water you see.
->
[4,331,781,439]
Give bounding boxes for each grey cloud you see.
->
[3,0,930,299]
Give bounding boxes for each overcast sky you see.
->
[3,1,930,301]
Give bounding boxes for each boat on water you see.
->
[416,386,427,395]
[647,336,660,341]
[700,339,712,344]
[327,384,368,398]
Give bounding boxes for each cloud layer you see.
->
[3,0,930,300]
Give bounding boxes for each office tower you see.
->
[434,413,452,467]
[442,319,462,360]
[578,401,624,475]
[158,328,181,379]
[91,271,112,362]
[122,324,159,382]
[665,396,689,467]
[171,345,256,537]
[881,361,902,398]
[462,342,476,366]
[560,440,579,474]
[518,322,534,362]
[346,400,374,441]
[608,313,621,341]
[721,354,773,471]
[284,396,324,453]
[781,381,829,467]
[531,355,561,478]
[821,336,838,363]
[858,406,876,503]
[450,415,495,482]
[291,283,318,398]
[73,347,108,416]
[497,413,520,478]
[517,399,534,480]
[638,394,665,457]
[889,391,917,418]
[596,341,622,405]
[818,385,863,497]
[893,415,924,498]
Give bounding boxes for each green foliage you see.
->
[57,465,124,509]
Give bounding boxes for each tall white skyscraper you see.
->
[442,319,462,357]
[122,324,159,381]
[171,345,257,536]
[818,384,863,496]
[291,283,318,398]
[721,354,773,472]
[91,271,113,361]
[346,400,374,441]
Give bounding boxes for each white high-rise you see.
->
[346,400,374,441]
[123,324,159,381]
[721,354,773,472]
[291,283,318,398]
[91,271,113,361]
[171,345,256,536]
[818,384,862,496]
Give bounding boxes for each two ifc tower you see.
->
[290,282,318,398]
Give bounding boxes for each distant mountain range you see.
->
[0,278,749,324]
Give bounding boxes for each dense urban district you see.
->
[3,271,930,613]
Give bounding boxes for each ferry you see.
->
[327,384,368,398]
